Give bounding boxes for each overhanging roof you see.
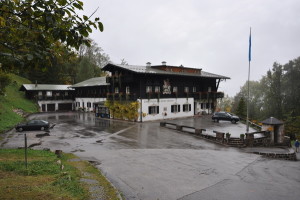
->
[261,117,284,125]
[71,77,109,88]
[102,63,230,79]
[20,84,74,91]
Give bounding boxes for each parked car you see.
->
[212,112,240,123]
[15,120,50,132]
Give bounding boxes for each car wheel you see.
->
[41,127,45,131]
[231,119,236,124]
[18,127,23,132]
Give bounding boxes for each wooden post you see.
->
[24,133,28,169]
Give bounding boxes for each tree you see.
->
[236,97,246,118]
[0,70,10,95]
[217,94,233,112]
[120,58,128,65]
[0,0,103,70]
[75,40,110,83]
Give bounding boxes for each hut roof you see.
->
[261,117,283,125]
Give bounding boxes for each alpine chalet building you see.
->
[102,62,229,122]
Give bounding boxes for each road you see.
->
[1,112,299,200]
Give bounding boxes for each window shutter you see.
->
[148,106,151,114]
[189,104,191,111]
[178,105,180,112]
[157,106,159,114]
[171,105,174,112]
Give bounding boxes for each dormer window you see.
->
[115,87,119,94]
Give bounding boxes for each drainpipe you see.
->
[139,78,143,122]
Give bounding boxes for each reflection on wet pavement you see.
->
[2,112,300,200]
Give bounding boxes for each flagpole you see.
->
[246,27,251,133]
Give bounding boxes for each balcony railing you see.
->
[37,96,74,101]
[106,75,134,84]
[106,93,137,101]
[191,92,224,100]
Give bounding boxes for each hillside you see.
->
[0,74,38,133]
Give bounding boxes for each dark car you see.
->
[212,112,240,123]
[15,120,50,132]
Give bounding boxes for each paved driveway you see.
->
[1,112,300,200]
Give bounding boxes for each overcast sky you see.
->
[82,0,300,97]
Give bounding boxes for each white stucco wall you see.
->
[137,98,194,122]
[75,97,106,112]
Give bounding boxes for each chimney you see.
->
[162,61,167,66]
[146,62,151,67]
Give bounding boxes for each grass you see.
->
[0,74,39,133]
[0,149,120,200]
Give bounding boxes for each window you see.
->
[183,104,191,112]
[87,102,91,108]
[82,102,85,108]
[173,86,178,93]
[126,86,130,94]
[171,105,180,113]
[56,92,60,96]
[65,91,68,96]
[155,86,160,93]
[38,91,42,96]
[208,87,211,92]
[193,87,196,93]
[146,86,152,93]
[46,91,52,96]
[148,106,159,115]
[184,87,189,93]
[76,102,80,107]
[115,87,119,94]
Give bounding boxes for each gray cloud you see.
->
[83,0,300,96]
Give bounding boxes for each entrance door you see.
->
[42,104,46,112]
[47,104,55,111]
[274,125,279,144]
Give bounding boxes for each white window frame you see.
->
[173,86,178,93]
[184,87,189,93]
[155,86,160,93]
[115,87,119,94]
[193,87,196,93]
[171,104,180,113]
[148,106,159,115]
[183,104,192,112]
[46,91,52,97]
[87,102,91,108]
[146,86,152,93]
[126,86,130,94]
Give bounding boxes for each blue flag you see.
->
[248,28,251,62]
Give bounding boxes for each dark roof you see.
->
[20,84,74,91]
[102,63,230,79]
[261,117,284,125]
[71,77,109,88]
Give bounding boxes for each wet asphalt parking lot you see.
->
[1,112,300,200]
